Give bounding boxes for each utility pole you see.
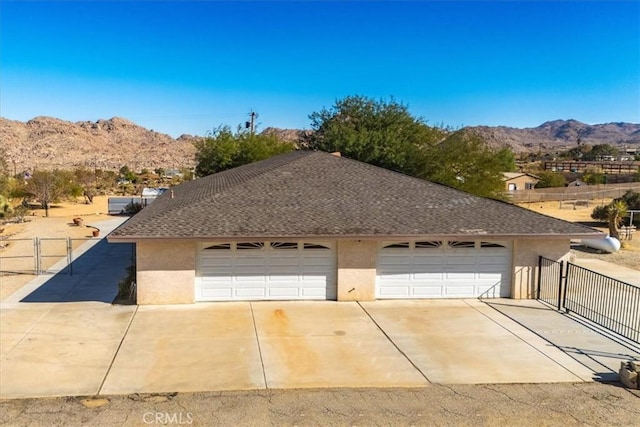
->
[245,110,257,135]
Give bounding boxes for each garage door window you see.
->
[204,243,231,250]
[480,242,506,248]
[415,241,442,249]
[303,243,331,250]
[236,242,264,250]
[448,241,475,248]
[271,242,298,250]
[383,242,410,249]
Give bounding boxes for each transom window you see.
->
[415,241,442,249]
[302,243,331,250]
[204,243,231,250]
[271,242,299,250]
[448,241,476,248]
[480,242,505,248]
[383,242,410,249]
[236,242,265,250]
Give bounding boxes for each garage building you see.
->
[108,151,602,304]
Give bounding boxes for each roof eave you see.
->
[107,230,605,243]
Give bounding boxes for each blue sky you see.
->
[1,1,639,138]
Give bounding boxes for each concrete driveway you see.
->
[3,297,615,399]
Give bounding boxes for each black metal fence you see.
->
[537,257,564,310]
[538,256,640,343]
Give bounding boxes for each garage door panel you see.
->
[377,241,511,299]
[235,287,267,298]
[413,272,444,281]
[411,286,445,297]
[200,287,233,299]
[378,286,411,297]
[196,242,336,301]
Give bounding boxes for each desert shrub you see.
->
[591,205,608,222]
[0,195,11,218]
[535,171,566,188]
[123,202,143,214]
[116,264,136,304]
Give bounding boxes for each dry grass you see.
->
[518,199,640,270]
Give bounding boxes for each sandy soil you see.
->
[518,200,640,270]
[0,196,112,301]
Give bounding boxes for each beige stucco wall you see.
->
[136,240,196,304]
[511,238,570,299]
[505,176,538,191]
[336,240,377,301]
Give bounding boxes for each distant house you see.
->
[503,172,539,191]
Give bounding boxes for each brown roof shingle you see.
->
[109,150,602,240]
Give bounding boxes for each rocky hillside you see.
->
[466,120,640,153]
[2,116,638,173]
[0,116,200,173]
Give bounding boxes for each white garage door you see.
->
[196,241,336,301]
[376,240,511,299]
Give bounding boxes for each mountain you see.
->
[465,120,640,153]
[0,116,200,173]
[1,117,639,173]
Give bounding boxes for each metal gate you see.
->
[0,237,113,276]
[537,256,640,343]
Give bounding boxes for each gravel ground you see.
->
[1,383,639,427]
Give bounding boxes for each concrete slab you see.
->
[483,299,640,381]
[360,300,593,384]
[572,259,640,286]
[0,303,135,399]
[100,303,265,395]
[252,302,429,389]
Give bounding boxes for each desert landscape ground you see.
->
[1,196,638,303]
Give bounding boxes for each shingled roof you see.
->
[108,150,602,241]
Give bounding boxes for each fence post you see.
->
[537,256,543,299]
[556,260,564,310]
[67,237,73,276]
[562,262,570,312]
[33,237,39,274]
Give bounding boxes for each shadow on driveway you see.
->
[482,299,640,382]
[18,240,134,304]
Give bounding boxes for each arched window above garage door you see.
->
[415,241,442,249]
[448,241,476,248]
[480,242,506,248]
[383,242,410,249]
[236,242,265,250]
[204,243,231,250]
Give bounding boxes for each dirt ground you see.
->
[1,383,639,427]
[0,196,112,301]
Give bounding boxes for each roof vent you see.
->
[331,152,342,157]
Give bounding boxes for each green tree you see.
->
[302,95,444,175]
[419,130,516,199]
[583,144,618,161]
[194,125,295,177]
[582,169,606,185]
[535,171,566,188]
[303,95,515,199]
